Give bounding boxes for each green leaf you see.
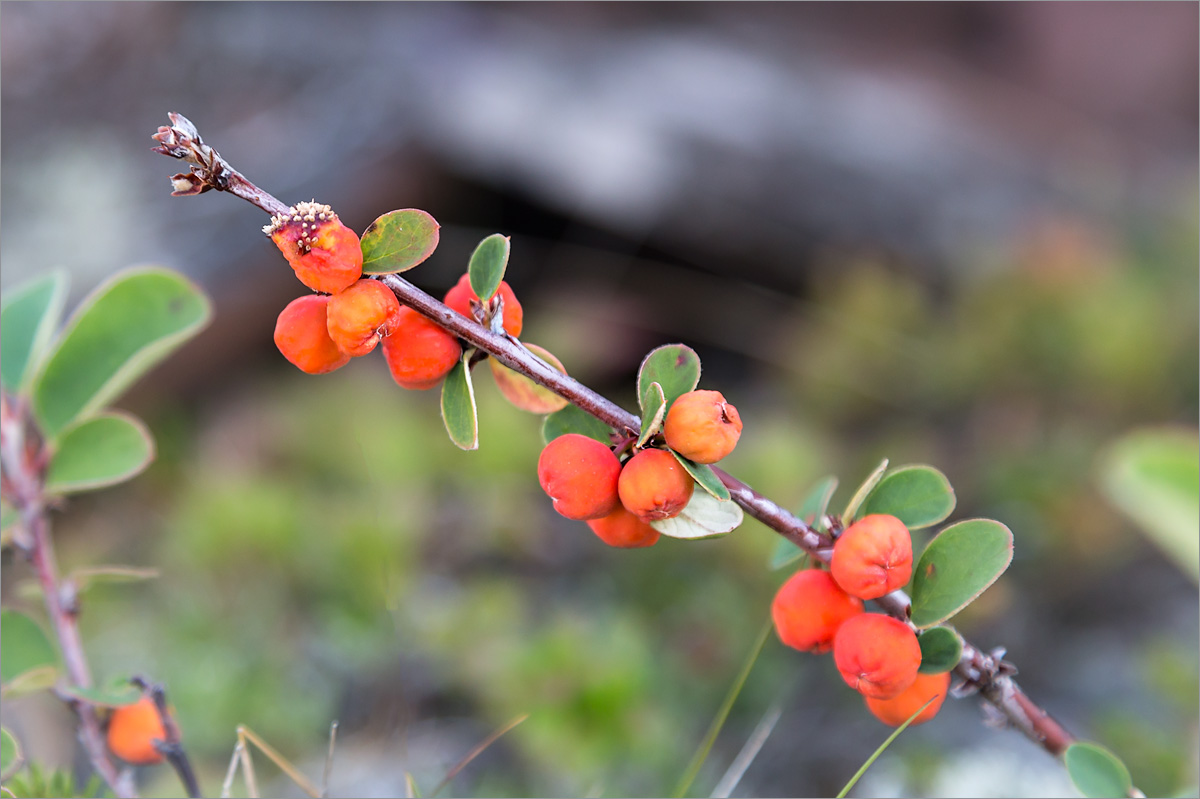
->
[843,459,889,522]
[440,352,478,451]
[1,727,21,782]
[917,626,962,674]
[31,268,211,440]
[360,209,441,275]
[1065,742,1133,798]
[650,490,743,540]
[910,519,1014,628]
[467,234,510,302]
[636,344,701,414]
[769,476,838,570]
[58,682,140,708]
[0,610,57,686]
[861,465,956,530]
[1099,428,1199,581]
[541,404,613,446]
[669,449,731,501]
[43,412,154,496]
[835,695,940,799]
[1,271,68,394]
[68,566,160,594]
[489,344,569,414]
[637,382,667,448]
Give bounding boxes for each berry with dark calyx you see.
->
[538,434,622,521]
[617,448,694,523]
[772,568,864,653]
[663,389,743,464]
[381,307,463,390]
[326,278,402,357]
[444,273,523,337]
[274,295,352,374]
[864,671,951,727]
[830,514,913,600]
[107,696,171,766]
[586,505,660,548]
[264,201,363,294]
[833,613,922,700]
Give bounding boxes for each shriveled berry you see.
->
[664,390,743,464]
[618,448,694,523]
[264,201,362,294]
[381,307,463,390]
[107,696,170,766]
[586,505,660,549]
[772,568,864,653]
[274,295,352,374]
[444,273,523,337]
[864,671,951,727]
[326,279,402,357]
[830,514,913,600]
[538,434,622,521]
[833,613,921,700]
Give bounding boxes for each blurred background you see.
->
[2,3,1197,797]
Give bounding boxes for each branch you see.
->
[151,114,1081,764]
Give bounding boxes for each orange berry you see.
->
[444,273,523,337]
[771,568,864,653]
[586,505,660,549]
[617,448,694,523]
[663,390,743,464]
[264,202,362,294]
[326,279,402,357]
[830,514,913,600]
[833,613,921,700]
[864,671,951,727]
[538,434,621,520]
[381,307,463,390]
[107,696,169,766]
[274,295,352,375]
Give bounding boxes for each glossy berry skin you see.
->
[831,514,914,600]
[274,295,352,374]
[265,202,363,294]
[864,671,951,727]
[663,390,743,464]
[586,505,660,549]
[618,448,694,523]
[771,568,864,653]
[381,307,463,390]
[106,696,168,765]
[444,273,523,337]
[538,434,622,521]
[833,613,922,700]
[326,279,402,357]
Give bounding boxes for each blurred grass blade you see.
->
[835,696,937,798]
[405,771,421,798]
[220,740,244,799]
[237,725,320,798]
[430,713,528,797]
[673,619,772,798]
[710,697,784,798]
[321,721,338,798]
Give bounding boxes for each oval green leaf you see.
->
[843,458,889,522]
[917,626,962,674]
[541,404,613,446]
[862,465,956,530]
[637,344,701,413]
[360,209,441,275]
[1065,742,1133,798]
[770,476,838,570]
[68,566,160,594]
[1,270,68,395]
[441,352,478,451]
[58,682,141,708]
[1099,428,1199,581]
[0,610,57,685]
[650,490,743,540]
[32,268,211,440]
[44,412,155,496]
[637,382,667,448]
[468,234,511,302]
[489,344,569,414]
[669,449,731,502]
[910,519,1014,628]
[1,726,22,782]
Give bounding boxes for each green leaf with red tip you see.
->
[917,626,962,674]
[843,458,889,522]
[910,519,1014,628]
[490,343,569,414]
[637,382,667,448]
[1,270,68,395]
[360,209,441,275]
[468,234,511,302]
[861,465,956,530]
[441,351,478,451]
[770,476,839,570]
[637,344,701,414]
[44,412,155,496]
[0,610,57,687]
[32,268,211,440]
[1065,742,1133,798]
[541,404,613,446]
[650,490,742,540]
[669,449,731,501]
[1,726,22,782]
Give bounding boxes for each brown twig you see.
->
[131,676,202,798]
[151,114,1083,765]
